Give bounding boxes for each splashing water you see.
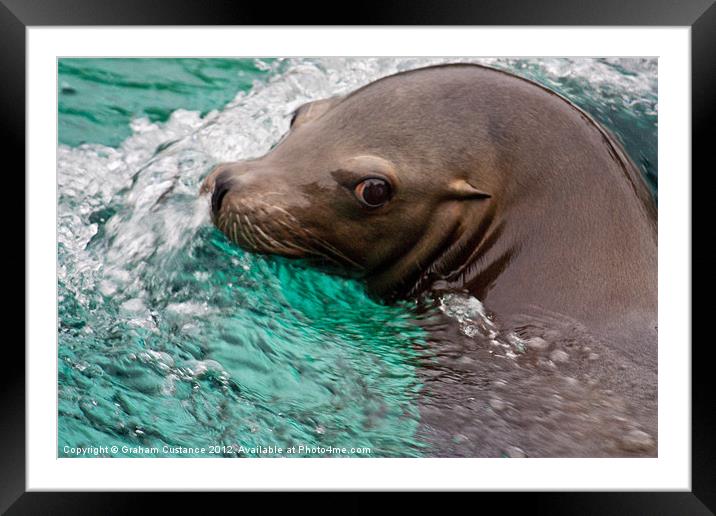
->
[58,58,657,457]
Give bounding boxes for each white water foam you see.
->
[437,293,526,358]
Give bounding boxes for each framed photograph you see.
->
[8,0,711,512]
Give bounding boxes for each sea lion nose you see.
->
[211,174,233,216]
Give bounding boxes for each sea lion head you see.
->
[201,63,657,345]
[201,67,504,300]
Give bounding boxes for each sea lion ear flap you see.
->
[447,179,491,200]
[290,96,341,129]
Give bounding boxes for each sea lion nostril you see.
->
[211,177,232,216]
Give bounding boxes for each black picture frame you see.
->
[4,0,712,513]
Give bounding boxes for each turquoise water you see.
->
[57,58,657,457]
[58,59,275,148]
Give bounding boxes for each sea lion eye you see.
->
[354,178,392,208]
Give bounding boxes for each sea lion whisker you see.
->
[247,223,264,250]
[266,218,326,256]
[248,220,299,256]
[238,222,253,248]
[265,230,317,257]
[314,239,363,269]
[231,220,239,245]
[254,200,295,220]
[241,215,261,249]
[252,223,292,253]
[300,230,363,269]
[270,218,341,259]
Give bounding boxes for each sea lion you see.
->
[200,64,657,352]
